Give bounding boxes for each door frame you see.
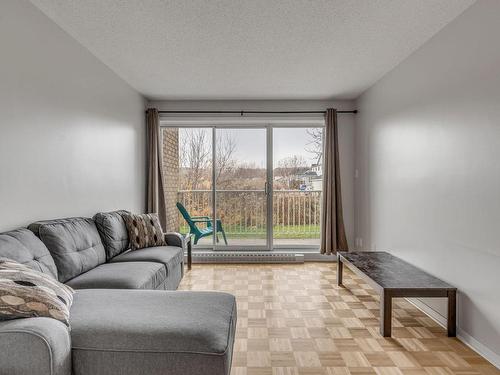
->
[160,116,325,251]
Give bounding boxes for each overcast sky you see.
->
[180,127,321,169]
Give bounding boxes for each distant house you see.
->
[311,163,322,175]
[299,163,323,191]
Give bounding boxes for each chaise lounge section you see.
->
[71,289,236,375]
[0,210,237,375]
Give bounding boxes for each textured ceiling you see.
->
[30,0,474,100]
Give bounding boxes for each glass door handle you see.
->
[264,182,269,195]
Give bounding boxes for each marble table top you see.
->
[338,251,456,290]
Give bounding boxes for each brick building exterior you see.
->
[161,128,179,232]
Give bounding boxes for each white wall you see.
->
[0,0,146,231]
[149,99,356,250]
[355,0,500,366]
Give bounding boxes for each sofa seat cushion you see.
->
[0,228,58,279]
[70,289,237,375]
[65,262,167,290]
[29,218,106,282]
[110,246,183,274]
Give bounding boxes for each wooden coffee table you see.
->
[337,251,457,337]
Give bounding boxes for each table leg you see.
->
[447,290,456,337]
[337,254,343,286]
[187,237,192,271]
[380,290,392,337]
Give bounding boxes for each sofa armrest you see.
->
[164,232,185,248]
[0,317,71,375]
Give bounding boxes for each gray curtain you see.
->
[320,108,348,254]
[146,108,167,230]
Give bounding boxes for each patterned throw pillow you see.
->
[123,213,166,250]
[0,259,74,327]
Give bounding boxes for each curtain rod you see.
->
[154,110,357,115]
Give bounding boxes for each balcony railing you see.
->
[176,189,321,240]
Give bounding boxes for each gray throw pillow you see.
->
[0,259,74,327]
[123,213,166,250]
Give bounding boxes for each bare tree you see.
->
[178,129,238,190]
[180,129,211,190]
[276,155,308,189]
[215,131,237,188]
[305,128,323,164]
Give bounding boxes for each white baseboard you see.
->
[407,298,448,327]
[303,252,337,262]
[458,327,500,370]
[406,298,500,369]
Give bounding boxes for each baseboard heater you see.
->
[192,252,304,264]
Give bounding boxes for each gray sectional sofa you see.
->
[0,211,237,375]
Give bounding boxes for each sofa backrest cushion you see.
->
[28,218,106,282]
[93,210,130,260]
[0,228,58,279]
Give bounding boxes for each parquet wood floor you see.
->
[178,263,499,375]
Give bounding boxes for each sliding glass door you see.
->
[273,127,323,248]
[214,128,269,249]
[162,122,323,251]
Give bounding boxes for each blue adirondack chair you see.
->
[176,202,228,245]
